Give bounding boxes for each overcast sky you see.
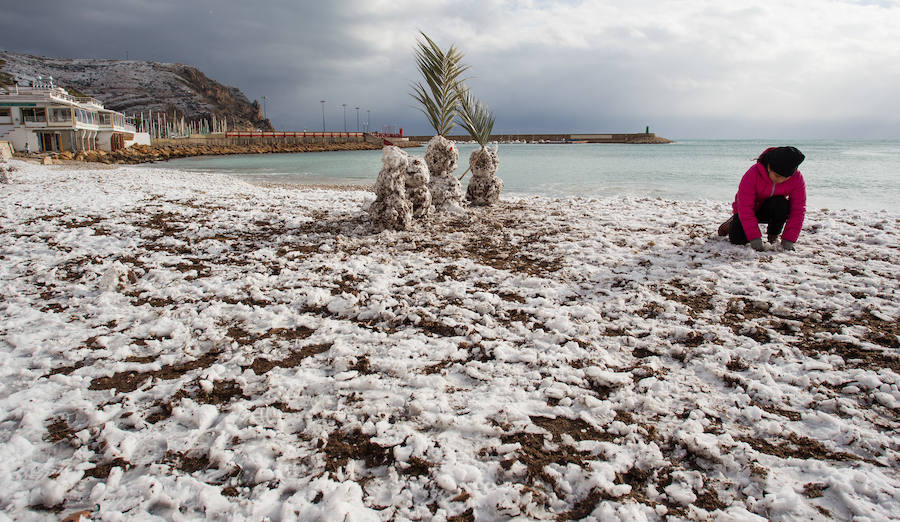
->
[2,0,899,138]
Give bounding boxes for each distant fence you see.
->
[225,131,364,138]
[152,131,374,147]
[224,131,366,145]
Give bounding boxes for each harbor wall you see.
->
[153,132,407,145]
[152,132,370,147]
[148,132,672,149]
[150,132,671,148]
[405,132,671,144]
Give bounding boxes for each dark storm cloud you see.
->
[2,1,380,126]
[3,0,899,138]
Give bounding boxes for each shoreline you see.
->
[1,159,898,520]
[251,180,375,192]
[13,140,423,165]
[16,158,376,190]
[10,132,669,166]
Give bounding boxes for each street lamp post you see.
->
[320,100,326,132]
[355,107,360,132]
[366,110,371,133]
[342,104,347,133]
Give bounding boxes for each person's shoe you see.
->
[717,217,733,237]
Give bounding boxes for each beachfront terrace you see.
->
[1,79,141,152]
[48,89,102,109]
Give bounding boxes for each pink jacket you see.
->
[731,162,806,242]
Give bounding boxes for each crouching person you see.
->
[718,146,806,251]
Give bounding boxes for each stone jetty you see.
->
[38,140,420,165]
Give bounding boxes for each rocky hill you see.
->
[0,51,272,131]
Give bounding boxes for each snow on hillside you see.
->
[0,159,898,520]
[0,51,265,128]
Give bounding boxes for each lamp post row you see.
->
[266,97,372,133]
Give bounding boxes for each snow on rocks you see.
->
[0,158,12,184]
[368,146,433,231]
[466,145,503,206]
[425,135,464,212]
[405,155,433,221]
[368,146,413,231]
[1,159,899,520]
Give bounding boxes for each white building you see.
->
[0,77,150,153]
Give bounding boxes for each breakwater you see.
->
[30,132,419,164]
[406,132,672,144]
[153,132,416,148]
[43,140,416,165]
[26,131,670,166]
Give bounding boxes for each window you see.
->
[50,108,72,122]
[98,113,111,125]
[0,108,11,117]
[22,108,47,123]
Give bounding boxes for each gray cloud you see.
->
[3,0,899,138]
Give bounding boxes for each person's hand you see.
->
[782,240,795,251]
[749,238,765,251]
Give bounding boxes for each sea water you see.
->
[157,140,900,212]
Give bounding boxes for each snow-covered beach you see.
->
[1,159,898,520]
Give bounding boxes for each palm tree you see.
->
[457,86,495,149]
[457,87,503,206]
[410,32,469,211]
[410,32,468,137]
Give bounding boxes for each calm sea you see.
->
[157,140,900,212]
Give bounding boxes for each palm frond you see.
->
[456,87,495,147]
[409,32,469,136]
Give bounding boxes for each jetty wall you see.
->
[149,132,671,148]
[406,132,671,144]
[153,132,368,147]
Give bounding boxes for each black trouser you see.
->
[729,196,789,245]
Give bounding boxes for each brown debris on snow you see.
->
[4,162,899,520]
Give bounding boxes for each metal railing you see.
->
[74,96,103,107]
[46,90,102,107]
[225,131,364,138]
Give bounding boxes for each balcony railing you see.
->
[46,90,103,109]
[74,96,103,107]
[106,122,136,133]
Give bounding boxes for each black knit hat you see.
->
[766,146,805,178]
